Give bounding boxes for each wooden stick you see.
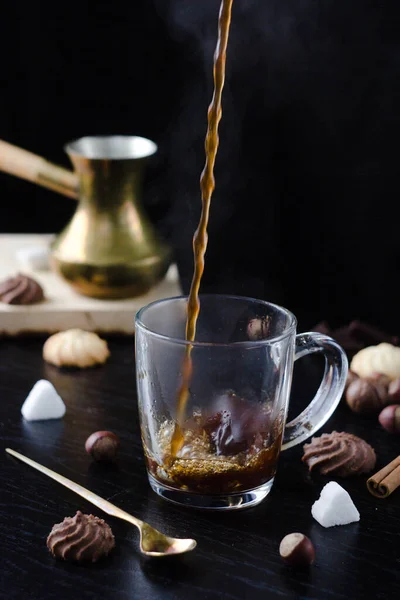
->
[367,455,400,498]
[0,140,79,199]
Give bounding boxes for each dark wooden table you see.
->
[1,336,399,600]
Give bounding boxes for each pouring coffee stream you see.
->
[171,0,234,457]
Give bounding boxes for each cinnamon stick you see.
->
[367,456,400,498]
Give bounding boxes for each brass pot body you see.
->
[50,136,171,299]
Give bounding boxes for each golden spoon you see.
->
[6,448,196,557]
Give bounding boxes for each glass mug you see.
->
[135,295,348,510]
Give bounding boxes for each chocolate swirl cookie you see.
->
[47,511,115,563]
[0,273,44,305]
[302,431,376,477]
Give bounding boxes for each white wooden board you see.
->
[0,234,182,335]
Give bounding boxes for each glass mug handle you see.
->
[281,332,348,451]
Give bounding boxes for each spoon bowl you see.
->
[139,522,197,557]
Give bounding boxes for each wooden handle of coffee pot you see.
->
[0,140,79,199]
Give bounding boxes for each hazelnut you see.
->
[345,378,387,415]
[279,533,315,567]
[345,370,359,391]
[247,317,269,340]
[378,405,400,434]
[85,431,120,462]
[388,378,400,404]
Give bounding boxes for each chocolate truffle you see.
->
[47,511,115,563]
[202,392,271,456]
[302,431,376,477]
[344,370,359,391]
[247,317,270,340]
[378,405,400,434]
[0,273,44,305]
[388,378,400,403]
[345,378,388,415]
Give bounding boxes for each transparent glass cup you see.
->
[135,295,348,510]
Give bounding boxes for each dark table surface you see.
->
[1,336,399,600]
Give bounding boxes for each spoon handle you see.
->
[5,448,144,529]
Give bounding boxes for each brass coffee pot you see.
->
[0,136,171,299]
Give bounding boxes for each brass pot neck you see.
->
[68,156,147,209]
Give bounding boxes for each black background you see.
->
[2,1,400,331]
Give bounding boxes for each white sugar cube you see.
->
[312,481,360,528]
[21,380,66,421]
[15,246,50,271]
